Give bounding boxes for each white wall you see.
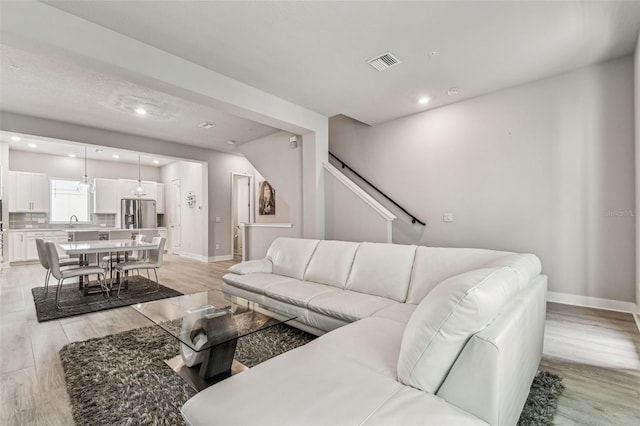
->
[330,56,636,304]
[161,161,207,260]
[203,152,256,259]
[8,150,161,181]
[238,131,303,230]
[635,33,640,310]
[324,166,393,243]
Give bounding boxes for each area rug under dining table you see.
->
[32,275,182,322]
[59,322,564,426]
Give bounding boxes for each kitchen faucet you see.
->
[69,215,78,228]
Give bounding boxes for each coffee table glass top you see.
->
[130,289,296,352]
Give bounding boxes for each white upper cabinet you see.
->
[93,178,118,214]
[8,171,49,212]
[118,179,157,200]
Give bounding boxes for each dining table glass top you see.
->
[57,239,158,254]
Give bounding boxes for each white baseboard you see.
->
[547,291,638,314]
[633,314,640,334]
[208,255,233,262]
[176,252,208,262]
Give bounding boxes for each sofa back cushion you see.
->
[406,247,512,304]
[345,242,417,302]
[397,267,519,393]
[482,253,542,290]
[266,238,320,280]
[304,240,360,288]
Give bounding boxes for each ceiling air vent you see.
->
[367,52,401,71]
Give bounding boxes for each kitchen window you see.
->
[50,179,90,223]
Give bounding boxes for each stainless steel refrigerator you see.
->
[121,199,157,229]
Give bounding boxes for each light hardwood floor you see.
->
[1,258,639,425]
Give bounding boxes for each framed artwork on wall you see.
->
[258,180,275,215]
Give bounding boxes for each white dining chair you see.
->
[113,237,166,297]
[101,230,136,269]
[45,241,109,309]
[35,238,79,294]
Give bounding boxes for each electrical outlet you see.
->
[37,219,45,224]
[443,213,454,223]
[215,217,221,223]
[25,224,33,228]
[215,243,220,250]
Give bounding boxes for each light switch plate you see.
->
[215,217,221,223]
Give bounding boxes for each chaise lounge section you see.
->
[182,238,547,425]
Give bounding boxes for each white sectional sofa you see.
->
[182,238,547,426]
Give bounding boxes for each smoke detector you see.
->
[367,52,401,71]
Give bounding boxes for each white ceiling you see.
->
[1,1,640,149]
[0,131,174,167]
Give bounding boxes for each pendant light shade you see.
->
[133,154,146,196]
[77,147,95,193]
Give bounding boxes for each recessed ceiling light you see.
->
[227,140,236,145]
[112,154,120,159]
[153,160,159,164]
[95,149,104,153]
[11,136,21,141]
[429,51,437,58]
[418,97,430,105]
[199,122,216,129]
[68,153,76,158]
[447,87,460,96]
[134,107,147,116]
[27,143,37,148]
[10,64,20,72]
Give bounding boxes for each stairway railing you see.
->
[329,152,426,226]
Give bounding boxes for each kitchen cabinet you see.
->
[8,171,49,212]
[156,183,165,214]
[119,179,156,200]
[93,178,118,214]
[9,232,26,261]
[9,230,69,262]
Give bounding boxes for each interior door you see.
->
[169,179,181,252]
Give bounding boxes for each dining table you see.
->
[57,239,160,295]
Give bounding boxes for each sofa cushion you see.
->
[345,242,417,302]
[482,253,542,290]
[307,290,397,323]
[371,303,417,324]
[265,281,337,308]
[266,238,320,280]
[406,246,512,304]
[222,273,299,294]
[227,258,272,275]
[303,240,360,288]
[397,267,519,393]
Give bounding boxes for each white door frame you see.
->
[170,178,181,253]
[230,172,254,261]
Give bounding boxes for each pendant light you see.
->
[77,146,94,193]
[133,154,146,196]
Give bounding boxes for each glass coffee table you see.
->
[131,289,296,391]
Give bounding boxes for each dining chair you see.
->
[101,230,134,268]
[35,238,79,294]
[45,241,109,309]
[113,237,166,297]
[71,230,101,266]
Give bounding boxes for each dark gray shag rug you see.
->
[517,370,565,425]
[32,276,183,322]
[60,323,562,426]
[60,321,314,426]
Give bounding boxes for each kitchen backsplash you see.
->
[9,213,117,229]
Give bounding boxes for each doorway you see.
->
[169,178,181,253]
[232,173,253,259]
